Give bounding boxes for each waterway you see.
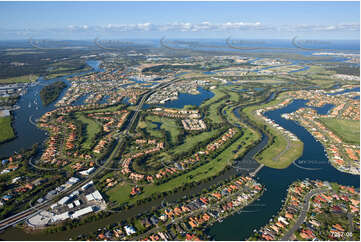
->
[326,86,360,96]
[157,86,214,109]
[0,60,359,240]
[208,99,359,240]
[0,60,102,158]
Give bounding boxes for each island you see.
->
[40,81,67,106]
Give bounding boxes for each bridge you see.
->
[0,77,180,232]
[249,164,264,177]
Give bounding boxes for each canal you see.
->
[0,66,359,240]
[0,60,102,158]
[207,98,359,240]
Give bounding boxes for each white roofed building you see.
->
[58,196,70,206]
[71,206,94,219]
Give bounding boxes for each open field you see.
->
[142,115,182,144]
[294,66,337,88]
[0,116,15,143]
[233,126,261,159]
[0,75,38,83]
[107,128,256,205]
[265,65,305,73]
[76,113,102,150]
[319,118,360,145]
[200,88,227,107]
[44,64,93,79]
[256,133,303,169]
[172,128,222,155]
[243,92,304,169]
[201,88,227,123]
[83,105,125,114]
[234,79,285,84]
[105,182,132,203]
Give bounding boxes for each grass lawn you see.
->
[76,113,102,150]
[234,126,261,159]
[45,66,92,79]
[243,92,304,169]
[82,105,125,114]
[200,88,227,108]
[107,127,254,205]
[172,128,222,155]
[106,182,132,203]
[319,118,360,145]
[223,105,239,124]
[256,135,303,169]
[295,66,337,88]
[0,75,38,84]
[0,116,15,143]
[144,115,181,144]
[267,65,305,73]
[202,86,240,124]
[207,100,225,123]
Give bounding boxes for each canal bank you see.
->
[0,60,102,158]
[207,98,359,240]
[0,75,358,240]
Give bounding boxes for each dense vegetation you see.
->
[40,81,67,106]
[0,47,94,80]
[327,65,360,76]
[0,116,15,143]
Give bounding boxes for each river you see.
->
[207,99,359,240]
[0,60,102,158]
[0,62,359,240]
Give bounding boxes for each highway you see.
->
[0,77,179,231]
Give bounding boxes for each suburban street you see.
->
[0,78,179,231]
[280,188,331,241]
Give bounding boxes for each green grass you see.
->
[0,75,38,84]
[295,65,337,88]
[83,105,125,114]
[243,92,304,169]
[107,127,257,205]
[256,136,303,169]
[200,88,227,108]
[0,116,15,143]
[267,65,305,73]
[145,115,181,144]
[172,128,222,155]
[202,86,240,124]
[319,118,360,145]
[201,88,227,123]
[106,182,132,203]
[45,66,92,80]
[76,113,102,150]
[137,115,182,144]
[233,126,261,159]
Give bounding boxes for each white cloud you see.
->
[0,21,358,39]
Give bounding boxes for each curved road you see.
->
[0,82,276,233]
[280,188,331,241]
[0,78,180,231]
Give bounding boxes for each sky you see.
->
[0,1,359,40]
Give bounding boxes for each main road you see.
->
[0,77,180,231]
